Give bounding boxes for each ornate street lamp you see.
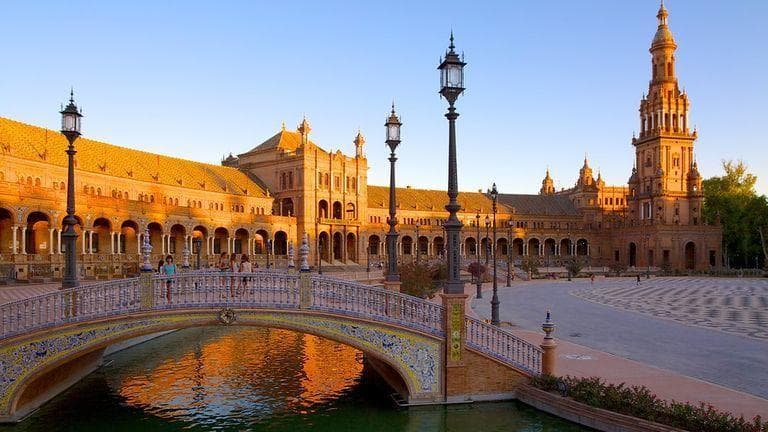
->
[475,212,481,299]
[193,236,203,269]
[507,219,513,286]
[60,90,83,289]
[415,220,421,264]
[439,32,466,295]
[489,183,500,326]
[384,103,402,289]
[484,215,491,266]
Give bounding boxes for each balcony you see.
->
[318,218,360,226]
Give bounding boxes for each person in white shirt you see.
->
[238,255,253,295]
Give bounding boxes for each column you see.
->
[21,227,27,254]
[137,233,142,254]
[57,229,62,254]
[116,232,122,254]
[49,228,55,254]
[555,244,560,256]
[160,234,165,255]
[523,242,528,256]
[110,232,115,254]
[88,231,94,254]
[12,226,18,255]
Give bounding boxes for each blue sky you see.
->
[2,1,766,194]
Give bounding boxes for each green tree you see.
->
[565,258,585,278]
[703,160,768,268]
[521,256,540,277]
[399,262,440,299]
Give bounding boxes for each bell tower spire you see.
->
[628,3,702,227]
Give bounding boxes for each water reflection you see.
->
[3,326,589,432]
[114,327,363,427]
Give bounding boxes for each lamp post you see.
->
[567,232,572,281]
[60,90,83,289]
[438,33,466,295]
[484,215,491,266]
[507,219,513,286]
[415,220,421,264]
[193,237,202,269]
[489,183,500,326]
[475,212,481,299]
[385,104,402,290]
[266,239,272,269]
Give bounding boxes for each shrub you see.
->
[531,375,768,432]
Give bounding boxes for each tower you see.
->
[629,1,702,226]
[540,169,555,195]
[297,117,311,147]
[354,130,365,158]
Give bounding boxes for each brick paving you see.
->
[470,277,768,404]
[571,277,768,340]
[0,282,59,305]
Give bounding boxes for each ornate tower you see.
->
[629,2,702,226]
[354,130,365,158]
[540,169,555,195]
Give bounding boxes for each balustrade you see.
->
[0,271,542,376]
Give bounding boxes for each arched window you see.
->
[667,62,673,77]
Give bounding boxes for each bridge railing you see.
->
[152,272,300,310]
[309,275,445,337]
[0,278,142,339]
[465,316,542,375]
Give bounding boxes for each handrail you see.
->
[465,316,542,375]
[0,272,541,376]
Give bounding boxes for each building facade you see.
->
[0,3,720,281]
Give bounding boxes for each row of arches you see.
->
[0,208,290,257]
[362,235,590,258]
[318,200,355,220]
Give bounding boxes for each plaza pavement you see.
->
[469,276,768,419]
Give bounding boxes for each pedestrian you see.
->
[591,274,595,285]
[636,274,641,286]
[163,255,177,303]
[239,255,252,295]
[157,259,165,275]
[218,252,229,297]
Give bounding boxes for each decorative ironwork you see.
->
[218,308,236,325]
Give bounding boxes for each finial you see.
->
[281,121,286,131]
[69,87,74,103]
[449,30,455,51]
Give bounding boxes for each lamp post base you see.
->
[383,280,401,292]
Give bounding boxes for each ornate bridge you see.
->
[0,271,542,422]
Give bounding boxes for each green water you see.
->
[4,327,589,431]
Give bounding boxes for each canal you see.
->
[3,327,589,431]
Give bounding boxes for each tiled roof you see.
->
[0,117,269,197]
[367,186,497,213]
[241,130,316,155]
[498,194,579,216]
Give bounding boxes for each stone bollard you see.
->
[540,310,557,376]
[298,234,311,309]
[139,225,154,311]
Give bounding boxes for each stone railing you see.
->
[0,272,542,376]
[465,316,542,375]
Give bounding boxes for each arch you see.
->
[234,228,249,255]
[332,201,343,220]
[346,233,357,262]
[629,242,637,267]
[480,237,491,259]
[318,200,329,219]
[191,226,207,256]
[170,224,186,255]
[464,237,477,256]
[25,212,51,255]
[368,235,381,256]
[417,236,429,257]
[433,236,445,257]
[0,208,14,255]
[332,232,343,261]
[684,241,696,270]
[543,238,556,257]
[319,232,330,262]
[576,239,588,256]
[346,203,356,220]
[214,227,229,254]
[281,198,294,217]
[253,229,268,255]
[274,231,288,256]
[560,238,572,256]
[401,236,413,256]
[527,238,540,256]
[1,309,442,421]
[91,218,112,254]
[511,238,524,256]
[496,238,509,256]
[147,222,163,256]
